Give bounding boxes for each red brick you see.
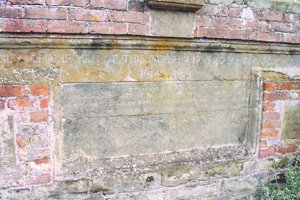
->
[200,4,228,17]
[263,112,280,121]
[257,10,283,22]
[16,135,29,148]
[278,82,300,90]
[90,22,109,34]
[30,85,48,96]
[40,99,48,109]
[7,0,44,4]
[212,17,242,29]
[283,33,300,44]
[195,16,214,27]
[241,20,268,31]
[196,27,256,40]
[30,112,49,122]
[259,140,268,149]
[109,11,149,24]
[128,0,144,12]
[27,160,51,185]
[69,8,108,22]
[34,157,49,165]
[15,98,33,108]
[47,20,86,34]
[260,129,279,139]
[228,7,242,17]
[259,146,276,158]
[264,92,287,101]
[26,173,51,185]
[90,0,127,10]
[263,82,278,90]
[289,92,300,100]
[128,24,150,35]
[257,32,282,42]
[25,7,67,20]
[108,23,128,34]
[0,99,4,110]
[227,29,256,40]
[46,0,88,6]
[277,145,298,154]
[263,102,276,111]
[269,22,294,33]
[90,22,127,34]
[8,98,34,109]
[195,28,229,39]
[0,86,25,97]
[25,169,51,185]
[0,7,22,18]
[262,121,281,129]
[284,13,300,23]
[0,19,46,33]
[294,23,300,33]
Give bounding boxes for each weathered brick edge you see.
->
[0,0,299,43]
[259,80,300,158]
[0,85,51,187]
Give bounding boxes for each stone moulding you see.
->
[0,34,299,55]
[145,0,204,11]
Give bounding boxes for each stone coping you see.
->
[145,0,204,11]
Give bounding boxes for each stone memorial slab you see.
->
[62,79,249,158]
[1,35,299,172]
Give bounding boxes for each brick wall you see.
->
[0,85,51,188]
[259,76,300,158]
[0,0,299,43]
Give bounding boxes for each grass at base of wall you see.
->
[258,156,300,200]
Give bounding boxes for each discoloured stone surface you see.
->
[208,0,300,13]
[151,10,194,37]
[62,81,248,117]
[60,145,249,179]
[283,102,300,140]
[0,113,15,172]
[0,35,300,199]
[164,181,222,199]
[225,175,258,198]
[161,162,243,187]
[63,109,248,158]
[91,173,161,194]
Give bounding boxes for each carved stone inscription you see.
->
[62,81,248,118]
[0,49,252,83]
[62,81,249,158]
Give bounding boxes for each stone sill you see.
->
[145,0,204,11]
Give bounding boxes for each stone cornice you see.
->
[0,34,299,55]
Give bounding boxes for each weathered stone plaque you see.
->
[1,35,299,177]
[60,48,251,158]
[62,82,249,158]
[1,35,300,198]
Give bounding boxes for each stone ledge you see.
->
[0,34,300,55]
[145,0,204,11]
[59,145,250,179]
